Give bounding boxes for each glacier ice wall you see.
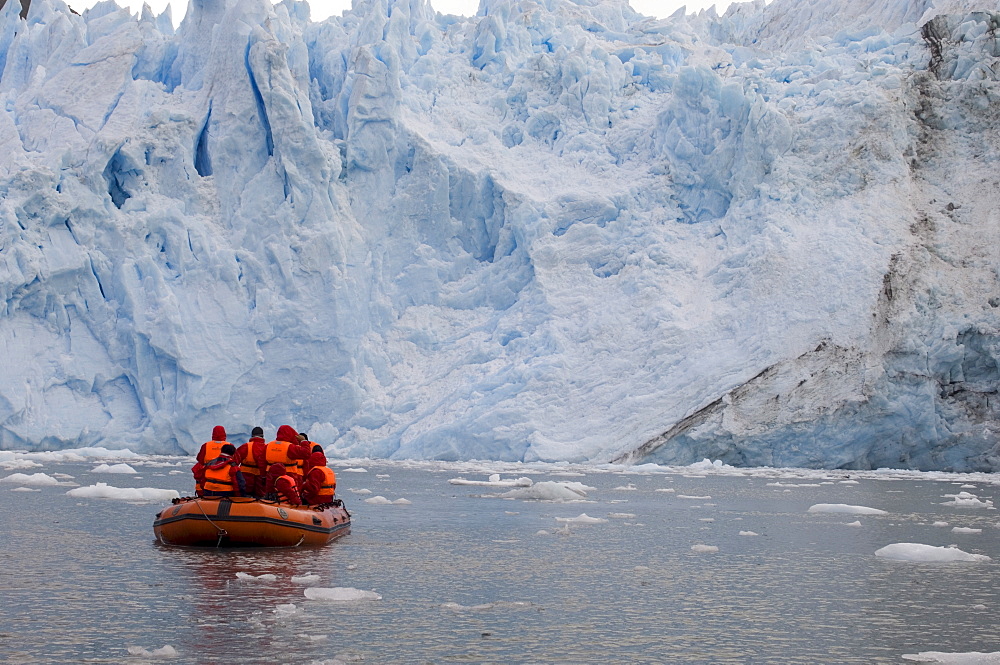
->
[2,0,1000,470]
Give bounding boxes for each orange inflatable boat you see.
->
[153,497,351,547]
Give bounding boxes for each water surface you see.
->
[1,459,998,663]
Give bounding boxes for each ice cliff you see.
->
[2,0,1000,470]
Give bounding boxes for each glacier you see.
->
[2,0,1000,470]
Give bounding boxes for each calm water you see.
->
[2,458,1000,664]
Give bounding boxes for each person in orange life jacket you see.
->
[192,425,228,496]
[301,445,337,505]
[195,444,247,498]
[234,426,267,497]
[273,473,302,504]
[262,425,311,496]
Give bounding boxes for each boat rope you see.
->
[193,499,229,547]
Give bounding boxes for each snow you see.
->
[807,504,888,515]
[874,543,992,563]
[304,587,382,602]
[65,482,180,502]
[3,0,1000,471]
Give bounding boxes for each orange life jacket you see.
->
[201,440,227,462]
[265,441,302,475]
[194,441,228,493]
[203,458,236,493]
[240,440,264,476]
[312,467,337,502]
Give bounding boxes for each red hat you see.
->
[276,425,298,443]
[212,425,226,441]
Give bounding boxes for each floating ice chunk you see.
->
[678,495,711,500]
[304,587,382,602]
[839,480,860,485]
[349,489,372,495]
[691,544,719,553]
[273,604,297,616]
[933,521,951,527]
[613,484,638,491]
[608,513,636,519]
[236,573,277,582]
[688,459,726,470]
[844,521,863,527]
[700,518,715,522]
[291,575,321,584]
[0,458,42,471]
[875,543,991,563]
[941,493,994,508]
[739,531,759,536]
[392,498,412,505]
[440,601,534,611]
[341,468,368,473]
[655,488,676,493]
[66,483,179,502]
[902,652,1000,663]
[91,463,137,474]
[11,487,41,492]
[952,527,982,534]
[961,485,979,489]
[808,504,887,515]
[501,481,592,502]
[126,645,178,658]
[536,530,551,535]
[555,513,608,524]
[365,496,393,505]
[448,474,532,487]
[376,474,390,479]
[2,472,60,486]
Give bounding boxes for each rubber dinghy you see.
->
[153,496,351,547]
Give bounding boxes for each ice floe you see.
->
[902,652,1000,663]
[91,463,138,474]
[501,481,592,502]
[304,588,382,602]
[874,544,991,563]
[66,483,179,502]
[1,472,61,486]
[808,504,887,515]
[448,474,532,487]
[941,493,994,508]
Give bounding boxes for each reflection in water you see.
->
[1,461,998,664]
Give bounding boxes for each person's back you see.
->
[301,446,337,505]
[200,444,247,498]
[234,427,267,497]
[263,425,311,496]
[192,426,228,496]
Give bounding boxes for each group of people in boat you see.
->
[191,424,337,506]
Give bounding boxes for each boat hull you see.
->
[153,497,351,547]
